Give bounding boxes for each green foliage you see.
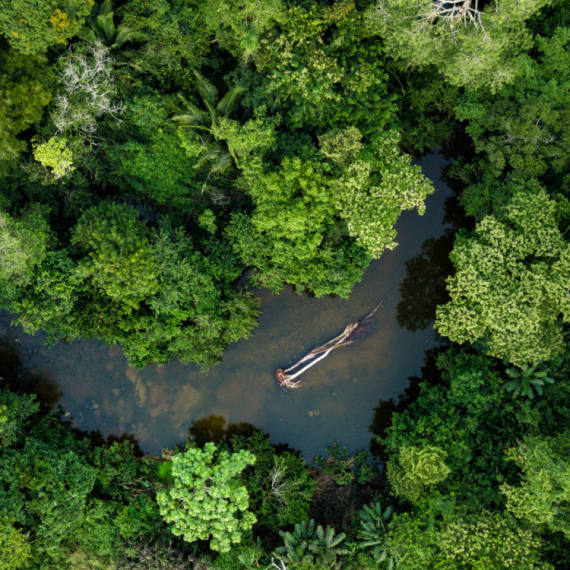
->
[3,209,259,368]
[0,436,97,561]
[157,460,173,481]
[78,0,135,49]
[0,205,51,298]
[354,502,397,566]
[172,70,247,183]
[0,47,53,166]
[156,443,257,552]
[119,541,201,570]
[383,503,552,570]
[230,431,314,528]
[501,431,570,538]
[227,157,371,297]
[0,388,39,449]
[6,249,85,342]
[330,131,434,258]
[72,201,159,310]
[314,442,378,486]
[91,441,139,499]
[3,1,570,565]
[115,495,164,542]
[436,512,550,570]
[229,129,432,297]
[199,0,285,62]
[366,0,553,90]
[33,137,75,179]
[455,27,570,180]
[0,512,31,570]
[503,363,556,400]
[382,351,521,505]
[245,2,394,132]
[59,499,121,570]
[121,0,209,85]
[210,540,264,570]
[387,445,450,503]
[0,0,93,55]
[275,519,347,569]
[436,183,570,366]
[107,118,202,209]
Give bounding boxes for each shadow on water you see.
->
[396,190,471,333]
[1,151,461,460]
[0,333,146,454]
[188,414,258,447]
[371,189,471,457]
[0,336,62,404]
[396,230,455,333]
[186,414,302,456]
[368,346,449,458]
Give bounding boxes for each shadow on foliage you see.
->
[368,347,448,459]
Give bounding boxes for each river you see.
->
[0,152,455,459]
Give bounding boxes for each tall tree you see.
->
[502,431,570,539]
[366,0,554,90]
[157,443,257,553]
[0,47,53,168]
[436,181,570,367]
[0,0,93,55]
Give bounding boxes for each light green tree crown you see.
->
[157,443,257,552]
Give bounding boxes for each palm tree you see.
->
[172,70,246,189]
[310,524,348,566]
[503,364,555,399]
[275,520,315,566]
[275,519,347,569]
[78,0,135,50]
[356,502,398,569]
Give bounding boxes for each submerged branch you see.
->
[275,301,384,390]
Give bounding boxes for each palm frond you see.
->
[193,70,218,102]
[111,26,135,49]
[77,27,99,45]
[172,109,209,127]
[96,12,116,45]
[217,86,246,117]
[194,146,221,170]
[210,150,233,175]
[99,0,113,16]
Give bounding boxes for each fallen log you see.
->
[275,301,384,389]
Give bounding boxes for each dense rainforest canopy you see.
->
[2,0,570,569]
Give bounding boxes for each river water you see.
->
[0,152,454,459]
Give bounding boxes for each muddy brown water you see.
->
[0,152,454,459]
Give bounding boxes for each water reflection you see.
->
[1,152,456,460]
[396,230,455,332]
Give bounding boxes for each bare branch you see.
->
[419,0,485,31]
[52,45,125,142]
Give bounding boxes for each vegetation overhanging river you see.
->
[0,152,454,460]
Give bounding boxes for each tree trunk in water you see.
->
[275,301,384,390]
